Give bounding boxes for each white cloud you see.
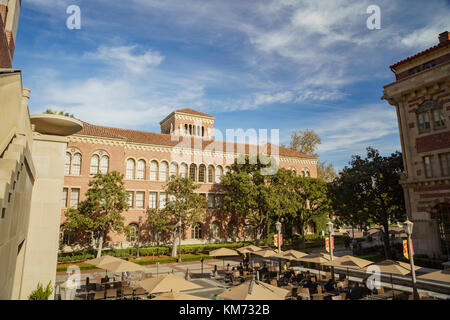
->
[84,45,164,74]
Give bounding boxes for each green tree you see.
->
[44,108,74,118]
[288,129,321,156]
[28,282,53,300]
[292,176,331,240]
[330,147,406,258]
[64,171,129,258]
[221,157,279,246]
[317,160,338,182]
[148,176,205,260]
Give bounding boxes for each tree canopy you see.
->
[64,171,129,258]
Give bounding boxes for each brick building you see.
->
[0,0,20,69]
[383,31,450,259]
[61,108,317,250]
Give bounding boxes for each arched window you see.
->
[127,223,139,242]
[198,164,206,183]
[202,126,205,137]
[71,153,82,175]
[65,152,72,175]
[191,223,203,239]
[210,222,220,239]
[301,168,310,177]
[184,124,188,135]
[150,160,158,181]
[126,159,135,179]
[159,161,168,182]
[60,226,75,246]
[215,166,223,183]
[189,164,197,181]
[207,165,214,183]
[90,155,99,174]
[189,124,192,135]
[180,163,188,178]
[100,156,109,174]
[136,159,146,179]
[169,162,178,178]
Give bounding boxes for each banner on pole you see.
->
[403,240,414,259]
[274,234,283,247]
[325,237,334,253]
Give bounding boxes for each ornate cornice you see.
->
[68,135,316,165]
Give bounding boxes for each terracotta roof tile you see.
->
[77,122,316,160]
[390,41,449,70]
[175,108,214,118]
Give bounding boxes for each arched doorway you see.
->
[434,204,450,258]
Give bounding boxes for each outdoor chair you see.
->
[310,277,316,283]
[121,287,134,299]
[106,288,117,300]
[93,290,105,300]
[317,285,323,294]
[134,287,147,299]
[298,287,311,300]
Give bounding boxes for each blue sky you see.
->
[15,0,450,170]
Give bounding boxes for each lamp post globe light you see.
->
[404,219,419,299]
[275,221,282,253]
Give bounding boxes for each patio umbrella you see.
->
[253,249,278,258]
[322,255,373,278]
[218,280,289,300]
[237,245,262,254]
[97,259,147,273]
[273,250,308,261]
[138,273,202,294]
[85,255,138,278]
[418,268,450,283]
[295,252,332,264]
[152,290,210,300]
[209,248,239,270]
[364,259,421,293]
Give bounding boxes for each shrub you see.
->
[28,282,53,300]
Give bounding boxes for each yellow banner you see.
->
[403,240,408,259]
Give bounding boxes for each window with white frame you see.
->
[90,155,99,174]
[126,159,135,179]
[198,164,206,183]
[71,153,82,175]
[215,166,223,183]
[424,156,433,178]
[65,152,71,175]
[210,222,220,239]
[189,164,197,181]
[301,168,310,177]
[127,223,138,242]
[150,160,158,181]
[207,165,214,183]
[100,156,109,174]
[62,188,68,208]
[159,192,166,209]
[135,191,144,208]
[180,163,188,178]
[169,162,178,179]
[137,160,146,179]
[439,153,450,177]
[149,192,157,209]
[126,191,134,207]
[70,188,80,207]
[208,193,215,209]
[159,161,168,181]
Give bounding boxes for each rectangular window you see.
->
[149,192,157,209]
[135,191,144,208]
[216,194,223,208]
[424,156,433,178]
[208,193,215,209]
[439,153,450,177]
[418,112,431,133]
[159,192,166,209]
[126,191,133,207]
[62,188,68,208]
[70,188,80,207]
[433,108,446,129]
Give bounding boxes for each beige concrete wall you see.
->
[19,134,68,300]
[0,71,36,300]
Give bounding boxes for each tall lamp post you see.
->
[136,216,142,260]
[275,220,282,280]
[326,221,334,279]
[404,219,419,299]
[177,217,182,263]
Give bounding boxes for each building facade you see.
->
[383,31,450,259]
[61,108,318,250]
[0,0,20,68]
